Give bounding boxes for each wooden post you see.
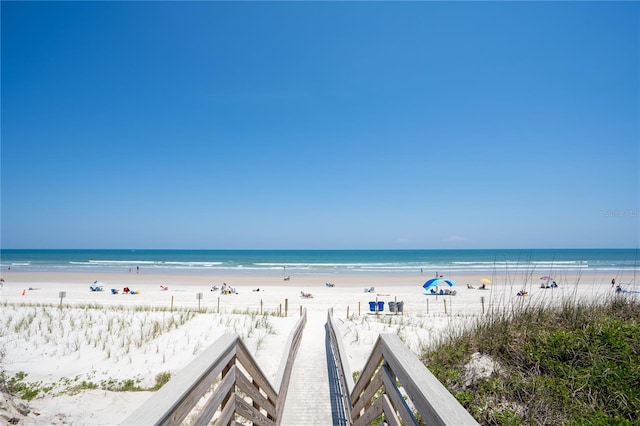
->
[481,296,485,314]
[358,301,361,316]
[252,379,260,414]
[443,299,447,315]
[427,299,429,314]
[261,299,263,315]
[171,296,174,312]
[394,296,397,315]
[279,304,282,317]
[346,306,349,319]
[376,297,378,315]
[217,296,220,314]
[221,364,232,408]
[300,305,302,316]
[285,298,288,317]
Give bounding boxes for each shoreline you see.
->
[1,268,630,284]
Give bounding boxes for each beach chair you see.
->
[377,301,385,312]
[110,288,119,294]
[369,301,376,312]
[364,286,375,293]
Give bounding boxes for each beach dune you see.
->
[0,270,628,424]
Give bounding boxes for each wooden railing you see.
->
[327,310,479,425]
[122,309,307,426]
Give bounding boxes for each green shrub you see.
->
[422,296,640,424]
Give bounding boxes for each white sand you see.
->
[0,269,630,424]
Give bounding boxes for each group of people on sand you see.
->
[109,287,138,294]
[466,283,488,290]
[212,283,237,295]
[612,278,625,293]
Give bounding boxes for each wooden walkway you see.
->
[280,310,349,425]
[123,308,478,425]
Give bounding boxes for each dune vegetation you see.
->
[421,295,640,425]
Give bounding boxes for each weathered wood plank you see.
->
[327,309,355,422]
[235,395,277,426]
[274,308,307,421]
[381,393,402,426]
[235,368,276,418]
[379,333,479,425]
[122,333,238,426]
[380,362,416,425]
[191,365,236,426]
[351,364,383,421]
[215,392,236,426]
[352,395,384,426]
[350,338,383,407]
[235,339,277,402]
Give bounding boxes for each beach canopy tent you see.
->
[423,278,455,291]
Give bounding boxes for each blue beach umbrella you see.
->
[423,278,456,290]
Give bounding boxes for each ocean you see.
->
[0,249,638,276]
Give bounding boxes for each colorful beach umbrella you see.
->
[423,278,455,290]
[479,278,491,284]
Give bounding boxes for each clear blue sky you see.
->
[1,1,638,249]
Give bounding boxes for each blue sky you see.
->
[1,1,638,249]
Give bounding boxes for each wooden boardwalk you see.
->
[280,310,349,425]
[123,308,478,425]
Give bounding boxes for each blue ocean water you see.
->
[0,249,638,275]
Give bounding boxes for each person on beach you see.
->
[611,278,616,288]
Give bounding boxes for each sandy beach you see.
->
[0,269,632,424]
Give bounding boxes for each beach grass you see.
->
[420,293,640,424]
[0,301,285,401]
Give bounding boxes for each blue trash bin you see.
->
[377,301,385,312]
[369,301,376,312]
